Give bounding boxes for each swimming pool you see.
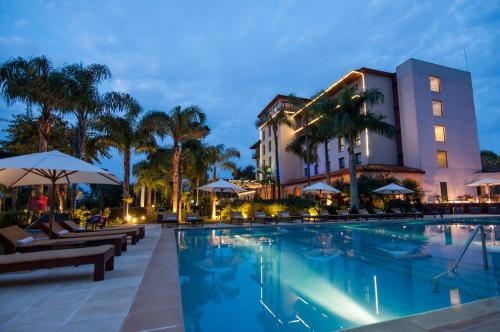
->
[176,218,500,331]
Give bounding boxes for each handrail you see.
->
[433,225,488,292]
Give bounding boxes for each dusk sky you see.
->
[1,0,499,180]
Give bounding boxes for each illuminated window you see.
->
[339,157,345,169]
[434,125,446,142]
[432,100,443,117]
[355,152,362,164]
[429,76,440,92]
[338,137,345,152]
[437,150,448,168]
[355,134,361,146]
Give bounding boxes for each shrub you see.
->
[220,197,320,220]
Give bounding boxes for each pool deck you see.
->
[1,215,499,332]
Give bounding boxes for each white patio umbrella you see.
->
[372,183,414,195]
[0,150,120,236]
[303,182,341,195]
[467,178,500,202]
[198,179,246,220]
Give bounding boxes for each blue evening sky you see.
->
[1,0,499,180]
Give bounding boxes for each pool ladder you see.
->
[433,225,488,292]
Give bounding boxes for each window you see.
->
[440,182,448,202]
[262,129,265,140]
[437,150,448,168]
[429,76,440,92]
[268,141,272,152]
[338,137,345,152]
[432,100,443,117]
[355,152,362,165]
[268,157,272,167]
[355,134,361,146]
[304,167,309,177]
[268,126,271,136]
[262,144,265,155]
[339,157,345,169]
[314,163,319,175]
[434,125,446,142]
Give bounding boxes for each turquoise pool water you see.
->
[176,218,500,331]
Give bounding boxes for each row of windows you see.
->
[338,135,361,152]
[304,153,362,176]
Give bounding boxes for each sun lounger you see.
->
[358,209,372,220]
[300,210,322,222]
[186,213,204,227]
[278,211,303,223]
[337,209,362,220]
[374,209,397,219]
[410,208,424,218]
[158,212,179,227]
[0,225,126,256]
[61,219,145,239]
[469,206,482,214]
[253,211,276,224]
[230,212,247,225]
[42,222,139,245]
[318,210,342,222]
[0,245,115,281]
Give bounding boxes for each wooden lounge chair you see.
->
[337,209,358,220]
[158,212,179,228]
[0,245,115,282]
[230,212,247,225]
[410,208,424,218]
[186,213,204,227]
[61,219,145,239]
[278,211,302,223]
[358,209,372,220]
[318,210,341,222]
[0,225,126,256]
[300,210,321,222]
[469,206,482,214]
[253,211,276,224]
[42,222,139,245]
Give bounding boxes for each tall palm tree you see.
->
[62,63,112,208]
[142,107,209,220]
[206,144,240,180]
[133,159,157,215]
[285,130,319,189]
[256,165,277,199]
[325,86,396,209]
[98,95,154,220]
[255,109,291,198]
[182,140,210,205]
[0,56,66,195]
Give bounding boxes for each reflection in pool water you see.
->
[177,220,500,332]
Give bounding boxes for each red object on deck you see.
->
[29,196,48,212]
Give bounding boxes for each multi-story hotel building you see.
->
[251,58,483,203]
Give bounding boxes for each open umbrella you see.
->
[467,178,500,202]
[0,150,120,236]
[373,183,414,195]
[198,179,246,220]
[303,182,341,195]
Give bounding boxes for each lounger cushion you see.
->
[16,236,34,245]
[57,230,69,236]
[0,245,114,265]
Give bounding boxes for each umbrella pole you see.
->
[50,177,56,239]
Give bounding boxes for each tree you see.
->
[206,144,240,180]
[182,140,210,205]
[285,128,319,186]
[257,165,277,199]
[62,63,112,208]
[233,165,256,180]
[481,150,500,171]
[0,56,66,194]
[142,107,209,220]
[133,159,156,216]
[324,86,396,209]
[255,108,291,198]
[98,94,153,220]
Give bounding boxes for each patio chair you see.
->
[357,209,372,220]
[469,206,482,214]
[61,219,146,239]
[337,209,359,220]
[0,225,127,256]
[230,212,247,225]
[278,211,302,223]
[253,211,276,224]
[374,209,394,219]
[0,245,115,281]
[43,221,139,245]
[488,206,500,214]
[410,208,424,218]
[319,210,342,222]
[158,212,179,228]
[186,213,204,227]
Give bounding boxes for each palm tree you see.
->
[0,56,66,195]
[182,140,210,205]
[142,107,209,220]
[256,165,277,199]
[98,95,155,220]
[62,63,112,208]
[255,110,291,198]
[325,86,396,209]
[133,159,157,216]
[206,144,240,180]
[285,130,319,192]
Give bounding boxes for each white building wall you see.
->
[396,59,482,202]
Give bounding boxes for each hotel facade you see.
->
[251,58,484,203]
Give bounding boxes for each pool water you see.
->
[176,219,500,331]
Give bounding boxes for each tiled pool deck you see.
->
[1,215,499,332]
